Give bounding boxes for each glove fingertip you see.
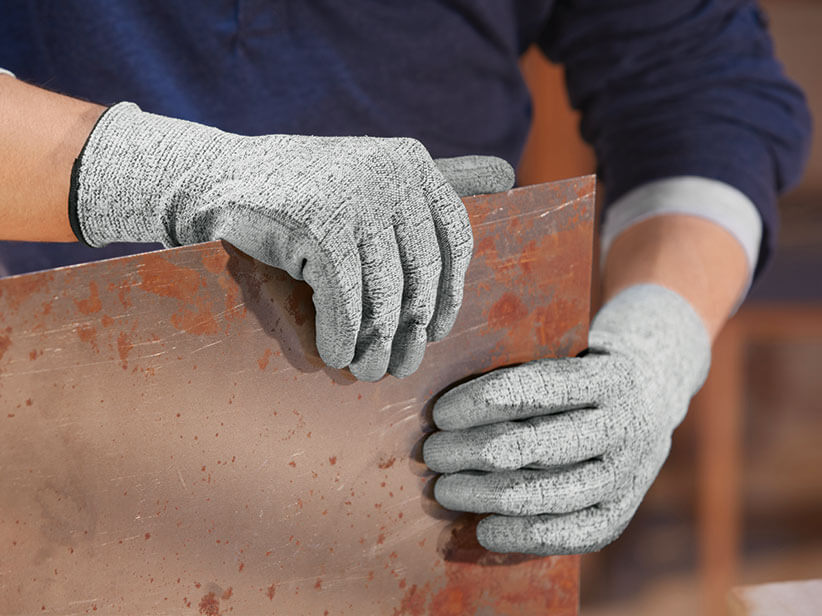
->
[348,362,385,382]
[316,346,352,371]
[476,516,509,553]
[387,323,428,379]
[426,312,455,342]
[434,155,516,197]
[315,322,356,370]
[421,433,450,473]
[432,474,461,511]
[481,157,516,194]
[431,388,469,431]
[477,516,552,555]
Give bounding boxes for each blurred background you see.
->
[516,1,822,614]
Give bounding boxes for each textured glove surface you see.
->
[73,102,514,381]
[423,284,711,554]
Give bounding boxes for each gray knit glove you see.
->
[423,284,711,554]
[70,102,515,381]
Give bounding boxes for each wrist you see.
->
[602,214,749,340]
[0,76,104,242]
[590,283,711,397]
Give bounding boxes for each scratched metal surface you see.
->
[0,177,594,616]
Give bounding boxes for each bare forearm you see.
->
[602,214,749,341]
[0,75,104,242]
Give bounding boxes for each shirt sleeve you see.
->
[538,0,812,279]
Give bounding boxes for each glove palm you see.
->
[423,284,710,554]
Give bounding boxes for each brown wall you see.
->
[517,47,595,187]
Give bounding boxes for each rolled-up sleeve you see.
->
[539,0,812,277]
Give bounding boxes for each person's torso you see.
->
[0,0,554,275]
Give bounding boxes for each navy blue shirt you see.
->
[0,1,811,278]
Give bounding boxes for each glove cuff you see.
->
[70,102,164,247]
[589,284,711,397]
[70,101,232,248]
[68,104,116,247]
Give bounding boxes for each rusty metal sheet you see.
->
[0,176,594,615]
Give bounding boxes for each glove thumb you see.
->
[435,155,515,197]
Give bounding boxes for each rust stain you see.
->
[221,587,232,600]
[266,584,276,600]
[73,281,102,315]
[137,253,221,335]
[75,324,98,353]
[0,331,11,362]
[257,348,272,371]
[170,305,219,336]
[534,298,581,354]
[519,240,538,276]
[391,583,429,616]
[204,246,247,329]
[378,456,396,469]
[0,271,53,311]
[328,456,337,466]
[473,236,496,261]
[424,517,580,615]
[101,314,114,328]
[198,592,220,616]
[201,248,229,274]
[432,555,580,615]
[430,585,471,616]
[117,332,133,369]
[114,283,132,309]
[137,253,204,300]
[216,275,245,327]
[487,293,529,331]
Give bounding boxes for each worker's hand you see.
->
[71,102,514,381]
[423,284,711,554]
